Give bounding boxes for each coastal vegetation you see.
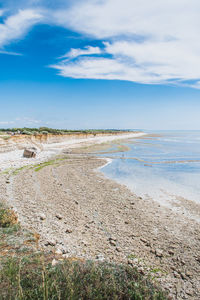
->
[0,203,167,300]
[0,127,131,136]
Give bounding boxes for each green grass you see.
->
[33,158,67,172]
[0,255,168,300]
[0,200,167,300]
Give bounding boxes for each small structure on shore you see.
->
[23,147,37,158]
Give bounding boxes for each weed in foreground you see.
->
[0,255,168,300]
[0,205,18,228]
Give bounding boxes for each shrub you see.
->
[0,206,18,228]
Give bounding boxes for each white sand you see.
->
[0,132,146,171]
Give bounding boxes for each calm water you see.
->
[101,131,200,206]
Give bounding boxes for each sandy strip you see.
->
[0,132,145,171]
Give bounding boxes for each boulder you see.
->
[23,147,37,158]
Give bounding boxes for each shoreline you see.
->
[0,132,145,172]
[0,134,199,299]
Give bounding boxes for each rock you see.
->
[116,247,121,252]
[109,237,117,246]
[155,249,163,257]
[168,250,174,255]
[185,289,194,296]
[56,246,68,254]
[56,214,62,220]
[39,213,46,220]
[6,179,10,184]
[55,248,63,255]
[23,147,37,158]
[45,240,56,246]
[96,254,105,262]
[52,259,58,266]
[181,272,186,280]
[185,271,193,277]
[66,228,72,233]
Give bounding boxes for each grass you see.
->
[0,204,168,300]
[33,158,67,172]
[0,255,168,300]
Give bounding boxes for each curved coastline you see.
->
[0,132,199,299]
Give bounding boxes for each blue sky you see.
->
[0,0,200,130]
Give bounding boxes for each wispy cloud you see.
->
[15,117,42,124]
[0,121,15,125]
[60,46,102,59]
[51,0,200,88]
[2,0,200,88]
[0,9,43,49]
[0,50,22,56]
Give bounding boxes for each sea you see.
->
[100,131,200,207]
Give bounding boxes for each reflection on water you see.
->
[100,131,200,206]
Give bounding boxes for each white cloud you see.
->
[0,9,43,48]
[60,46,101,59]
[15,117,41,124]
[51,56,169,84]
[0,121,15,125]
[51,0,200,87]
[2,0,200,87]
[54,0,200,40]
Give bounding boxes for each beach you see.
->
[0,133,200,299]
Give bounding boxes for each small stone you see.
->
[125,221,129,224]
[55,248,63,255]
[39,213,46,220]
[140,238,147,243]
[45,240,56,246]
[155,249,163,257]
[108,238,116,246]
[196,256,200,263]
[66,228,72,233]
[173,271,180,278]
[168,250,174,255]
[6,179,10,184]
[96,254,105,262]
[116,247,121,252]
[181,273,186,280]
[52,259,58,266]
[56,214,62,220]
[185,289,194,296]
[181,259,185,265]
[110,240,116,246]
[185,271,193,277]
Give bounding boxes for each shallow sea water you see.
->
[101,131,200,206]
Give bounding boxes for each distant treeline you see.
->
[0,127,131,136]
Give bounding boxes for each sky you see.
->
[0,0,200,130]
